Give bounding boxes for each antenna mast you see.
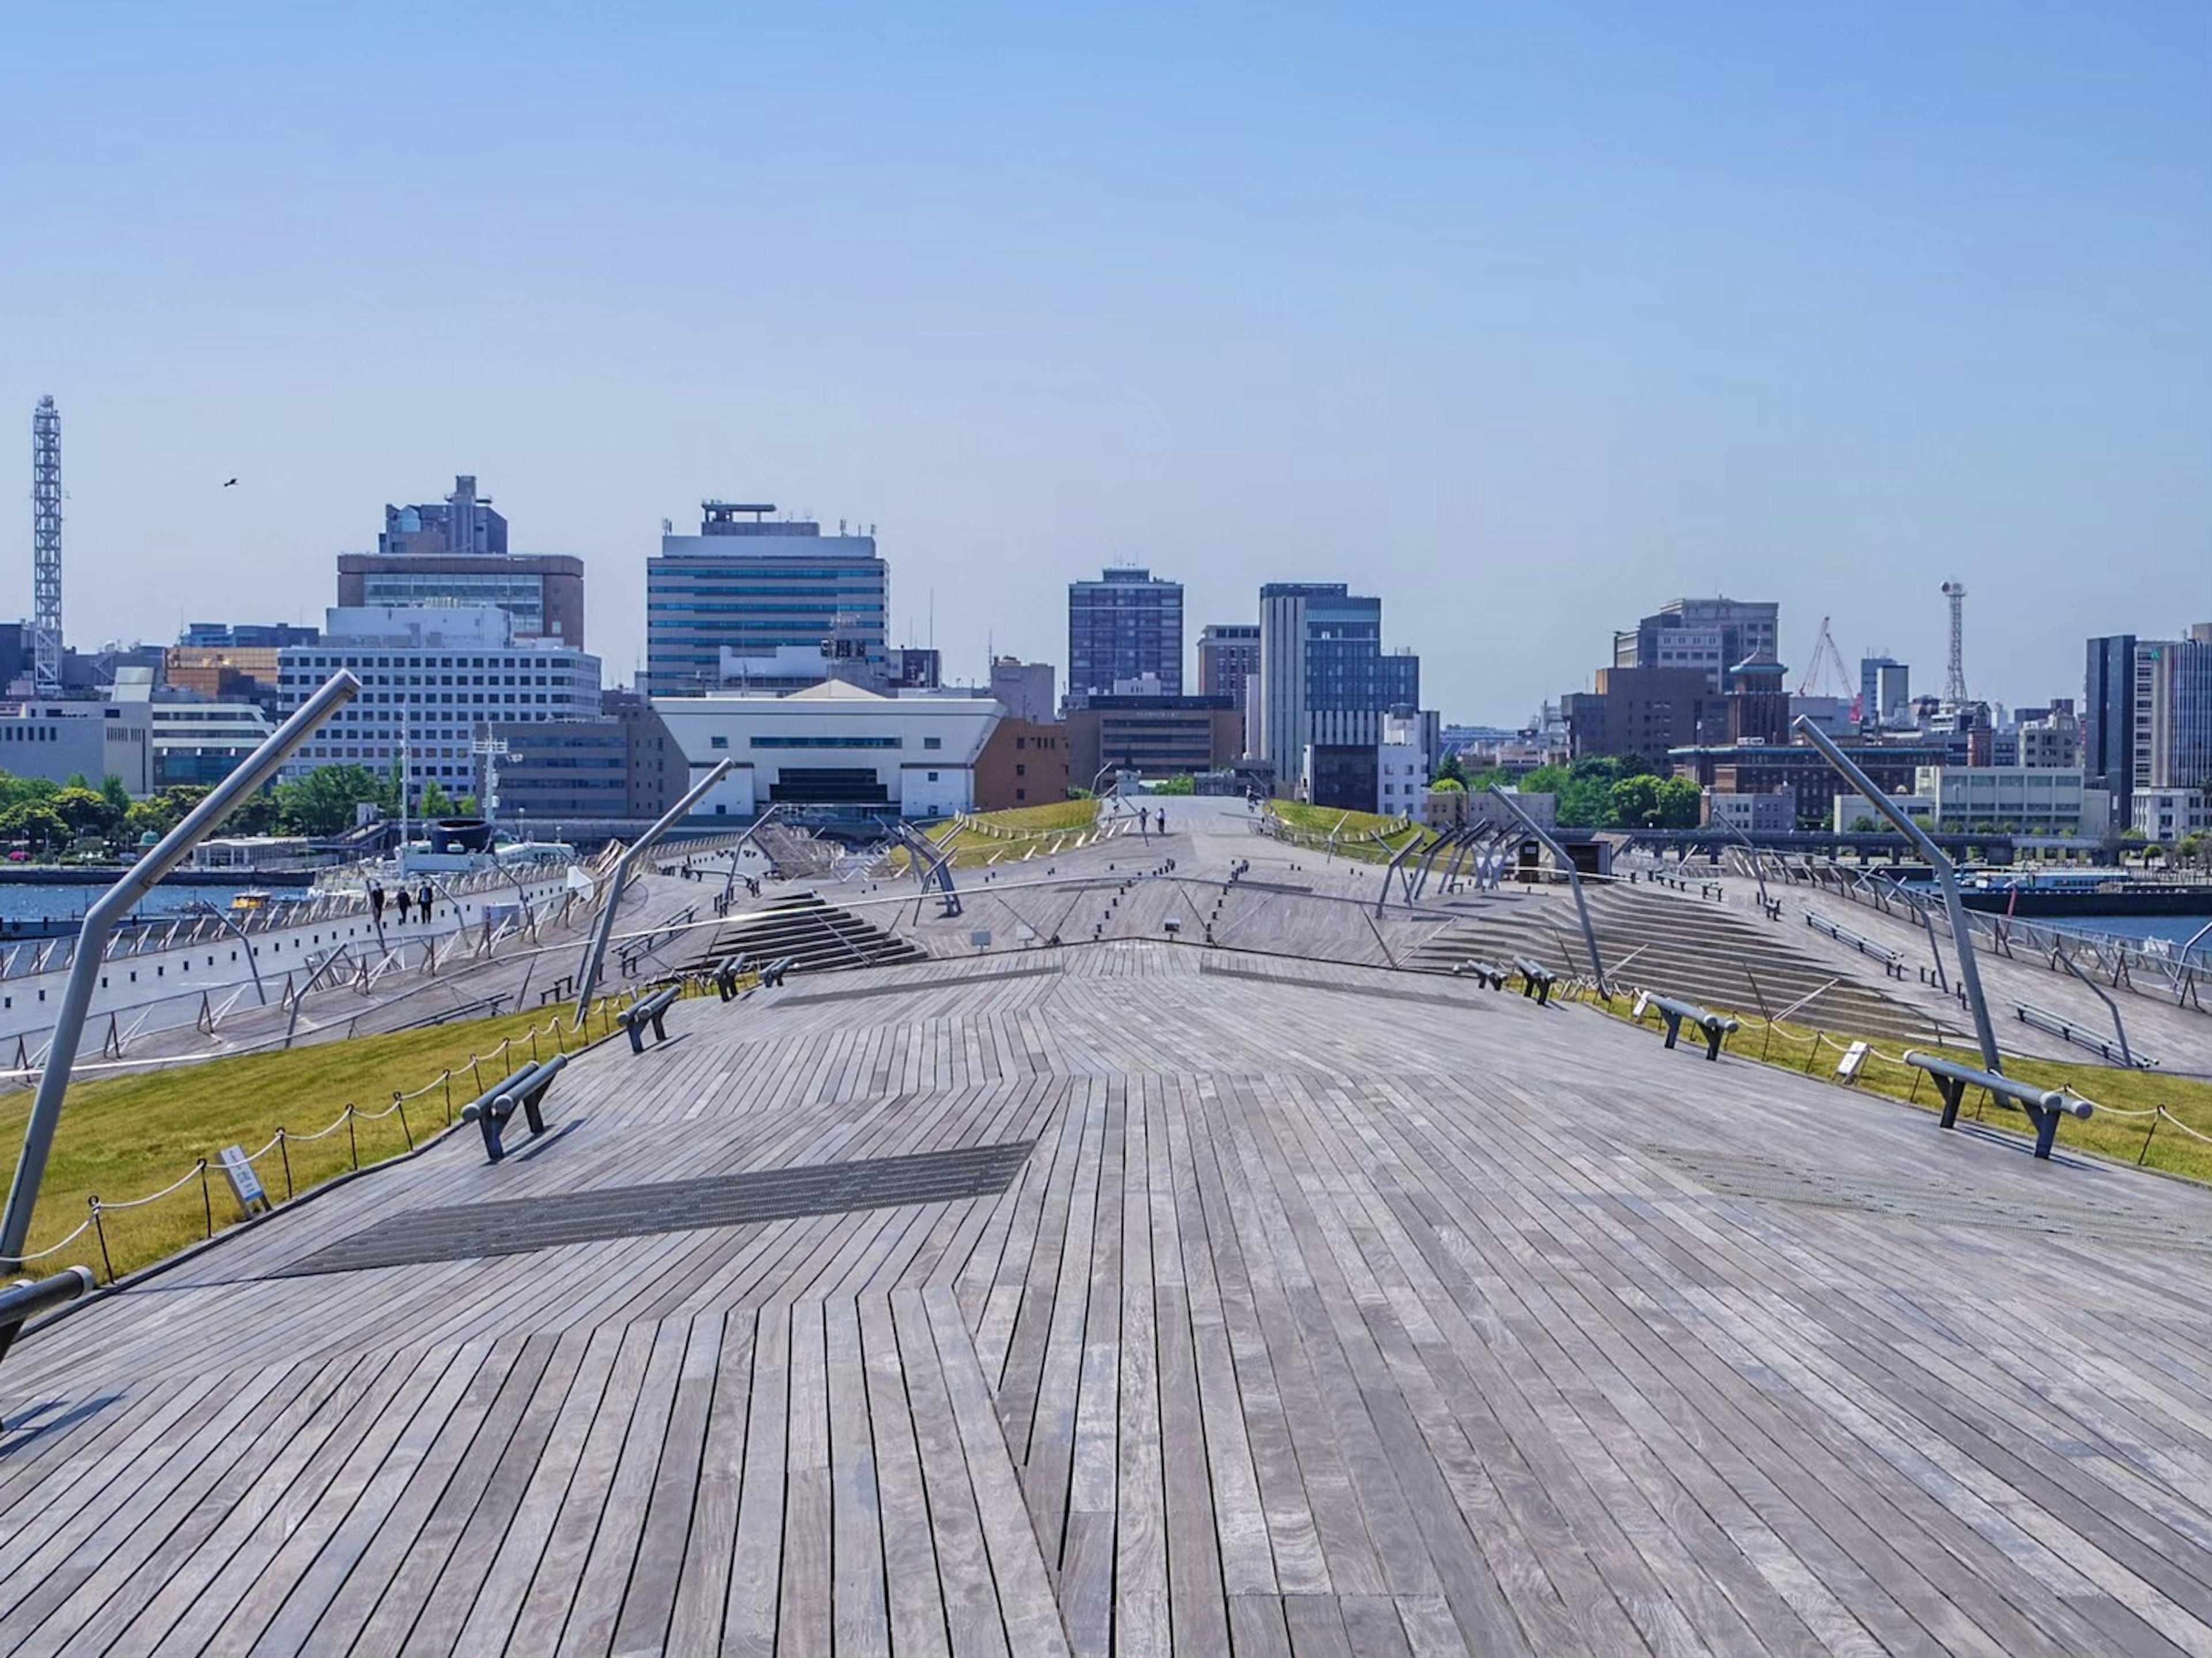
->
[1940,581,1969,704]
[31,398,61,697]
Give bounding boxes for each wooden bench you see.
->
[619,985,684,1053]
[1903,1049,2093,1160]
[459,1055,567,1163]
[1452,959,1509,990]
[1639,992,1740,1061]
[1512,956,1557,1006]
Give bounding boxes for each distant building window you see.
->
[710,735,729,749]
[927,771,940,782]
[924,737,942,750]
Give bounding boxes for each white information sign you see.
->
[218,1144,268,1215]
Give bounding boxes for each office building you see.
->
[339,475,587,648]
[2017,704,2081,770]
[2132,788,2212,843]
[2084,633,2139,823]
[648,503,888,696]
[1858,655,1910,727]
[1198,623,1260,703]
[273,606,602,794]
[1067,695,1241,789]
[988,658,1058,724]
[1067,567,1183,710]
[1254,584,1421,787]
[149,697,277,788]
[1613,598,1781,692]
[1911,767,2111,837]
[1562,667,1726,761]
[180,623,321,649]
[2133,624,2212,795]
[0,699,152,794]
[653,681,1000,820]
[1672,739,1949,830]
[974,719,1070,811]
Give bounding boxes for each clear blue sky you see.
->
[4,1,2207,721]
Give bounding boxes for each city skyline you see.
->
[5,3,2209,723]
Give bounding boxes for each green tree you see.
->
[0,801,69,853]
[1608,775,1664,829]
[49,784,122,839]
[1849,815,1880,833]
[1150,774,1196,796]
[417,778,455,818]
[1655,776,1703,829]
[124,784,212,843]
[274,765,389,836]
[1434,753,1468,787]
[100,773,132,819]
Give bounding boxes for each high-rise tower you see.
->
[31,397,60,697]
[1941,581,1969,705]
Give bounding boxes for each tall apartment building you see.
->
[1198,623,1260,702]
[2133,624,2212,800]
[338,475,587,648]
[1858,655,1910,726]
[2084,633,2139,825]
[1066,567,1182,710]
[647,503,887,695]
[1253,584,1421,788]
[274,606,602,795]
[1613,598,1780,692]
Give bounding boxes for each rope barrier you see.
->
[87,1160,209,1211]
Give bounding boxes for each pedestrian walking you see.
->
[395,889,412,924]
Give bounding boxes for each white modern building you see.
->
[1910,766,2111,837]
[274,606,602,794]
[150,699,277,787]
[0,699,152,793]
[653,681,1003,820]
[2131,787,2212,844]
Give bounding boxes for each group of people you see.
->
[368,882,438,927]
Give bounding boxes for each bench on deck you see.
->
[1512,956,1557,1006]
[1639,992,1740,1061]
[619,985,683,1053]
[712,953,751,1001]
[1452,959,1509,990]
[1807,910,1907,979]
[1902,1049,2093,1160]
[2016,1002,2153,1071]
[460,1055,567,1163]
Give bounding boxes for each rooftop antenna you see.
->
[1941,581,1969,704]
[31,397,62,698]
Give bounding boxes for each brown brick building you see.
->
[974,719,1071,811]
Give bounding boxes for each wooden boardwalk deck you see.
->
[3,940,2211,1655]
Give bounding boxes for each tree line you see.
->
[1434,753,1706,829]
[0,764,478,855]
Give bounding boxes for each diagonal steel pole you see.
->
[571,758,733,1029]
[1487,789,1609,997]
[0,672,360,1272]
[1792,717,2002,1072]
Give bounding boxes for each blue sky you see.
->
[3,1,2207,720]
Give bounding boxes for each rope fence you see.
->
[13,982,711,1287]
[1566,974,2212,1175]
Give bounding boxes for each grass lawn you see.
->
[0,1001,631,1283]
[916,799,1104,867]
[1588,991,2212,1183]
[1266,801,1434,862]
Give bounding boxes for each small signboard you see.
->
[218,1144,270,1217]
[1836,1041,1871,1083]
[969,929,993,950]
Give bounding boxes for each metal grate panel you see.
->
[274,1140,1035,1277]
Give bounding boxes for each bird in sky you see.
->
[222,477,238,488]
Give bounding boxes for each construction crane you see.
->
[1941,581,1969,704]
[1796,616,1853,700]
